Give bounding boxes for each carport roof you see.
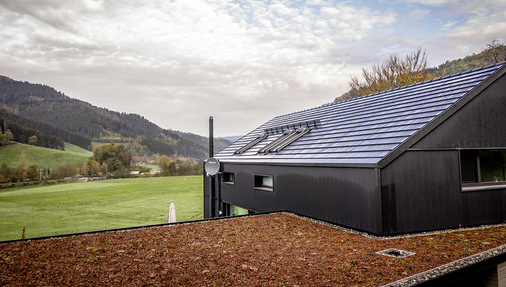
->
[216,62,506,167]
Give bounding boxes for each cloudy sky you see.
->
[0,0,505,137]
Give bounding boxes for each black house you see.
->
[204,62,506,235]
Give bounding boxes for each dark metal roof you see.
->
[216,62,506,167]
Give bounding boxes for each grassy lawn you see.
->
[0,142,91,168]
[63,142,93,156]
[0,176,203,241]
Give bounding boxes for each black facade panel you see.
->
[382,150,505,234]
[216,163,381,234]
[203,174,218,218]
[414,73,506,149]
[381,183,397,234]
[203,174,210,218]
[462,191,505,225]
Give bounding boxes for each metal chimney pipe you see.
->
[208,116,215,217]
[209,116,214,158]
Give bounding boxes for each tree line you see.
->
[0,118,64,150]
[157,155,203,176]
[0,142,203,184]
[0,108,91,150]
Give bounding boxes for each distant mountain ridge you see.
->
[0,75,230,159]
[219,136,241,143]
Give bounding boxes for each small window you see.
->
[460,149,506,191]
[480,150,506,182]
[231,205,249,216]
[461,150,478,183]
[254,175,273,191]
[222,172,235,185]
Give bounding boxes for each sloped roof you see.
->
[216,62,506,167]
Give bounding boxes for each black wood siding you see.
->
[414,72,506,149]
[218,163,381,234]
[381,150,505,234]
[380,72,506,234]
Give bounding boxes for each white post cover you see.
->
[168,201,176,223]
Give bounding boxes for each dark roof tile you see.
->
[217,63,505,166]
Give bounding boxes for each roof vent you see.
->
[376,248,415,258]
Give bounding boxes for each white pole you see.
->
[168,201,176,223]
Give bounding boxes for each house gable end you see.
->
[378,63,506,168]
[412,70,506,149]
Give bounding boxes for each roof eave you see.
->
[214,158,379,168]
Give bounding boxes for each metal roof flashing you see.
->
[212,158,379,168]
[216,62,506,167]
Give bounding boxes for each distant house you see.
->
[135,156,148,164]
[150,169,161,175]
[205,62,506,235]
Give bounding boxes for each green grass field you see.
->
[0,142,91,168]
[63,142,93,156]
[0,176,203,241]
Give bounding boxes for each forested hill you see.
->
[0,75,230,159]
[0,108,90,150]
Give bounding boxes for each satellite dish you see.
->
[204,157,220,176]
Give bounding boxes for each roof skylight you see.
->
[258,127,310,153]
[234,133,267,154]
[233,119,319,155]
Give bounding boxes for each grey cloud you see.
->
[0,0,81,33]
[1,0,504,136]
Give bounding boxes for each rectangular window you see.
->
[460,149,506,191]
[480,150,506,182]
[231,205,249,216]
[461,150,479,183]
[222,172,235,185]
[254,175,273,191]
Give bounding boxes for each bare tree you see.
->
[342,48,435,100]
[480,40,506,66]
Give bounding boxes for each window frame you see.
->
[460,149,506,192]
[254,175,274,192]
[222,172,235,185]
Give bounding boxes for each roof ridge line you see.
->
[274,62,505,120]
[327,61,506,108]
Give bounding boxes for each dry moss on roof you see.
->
[1,213,505,286]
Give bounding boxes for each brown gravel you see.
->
[1,213,505,286]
